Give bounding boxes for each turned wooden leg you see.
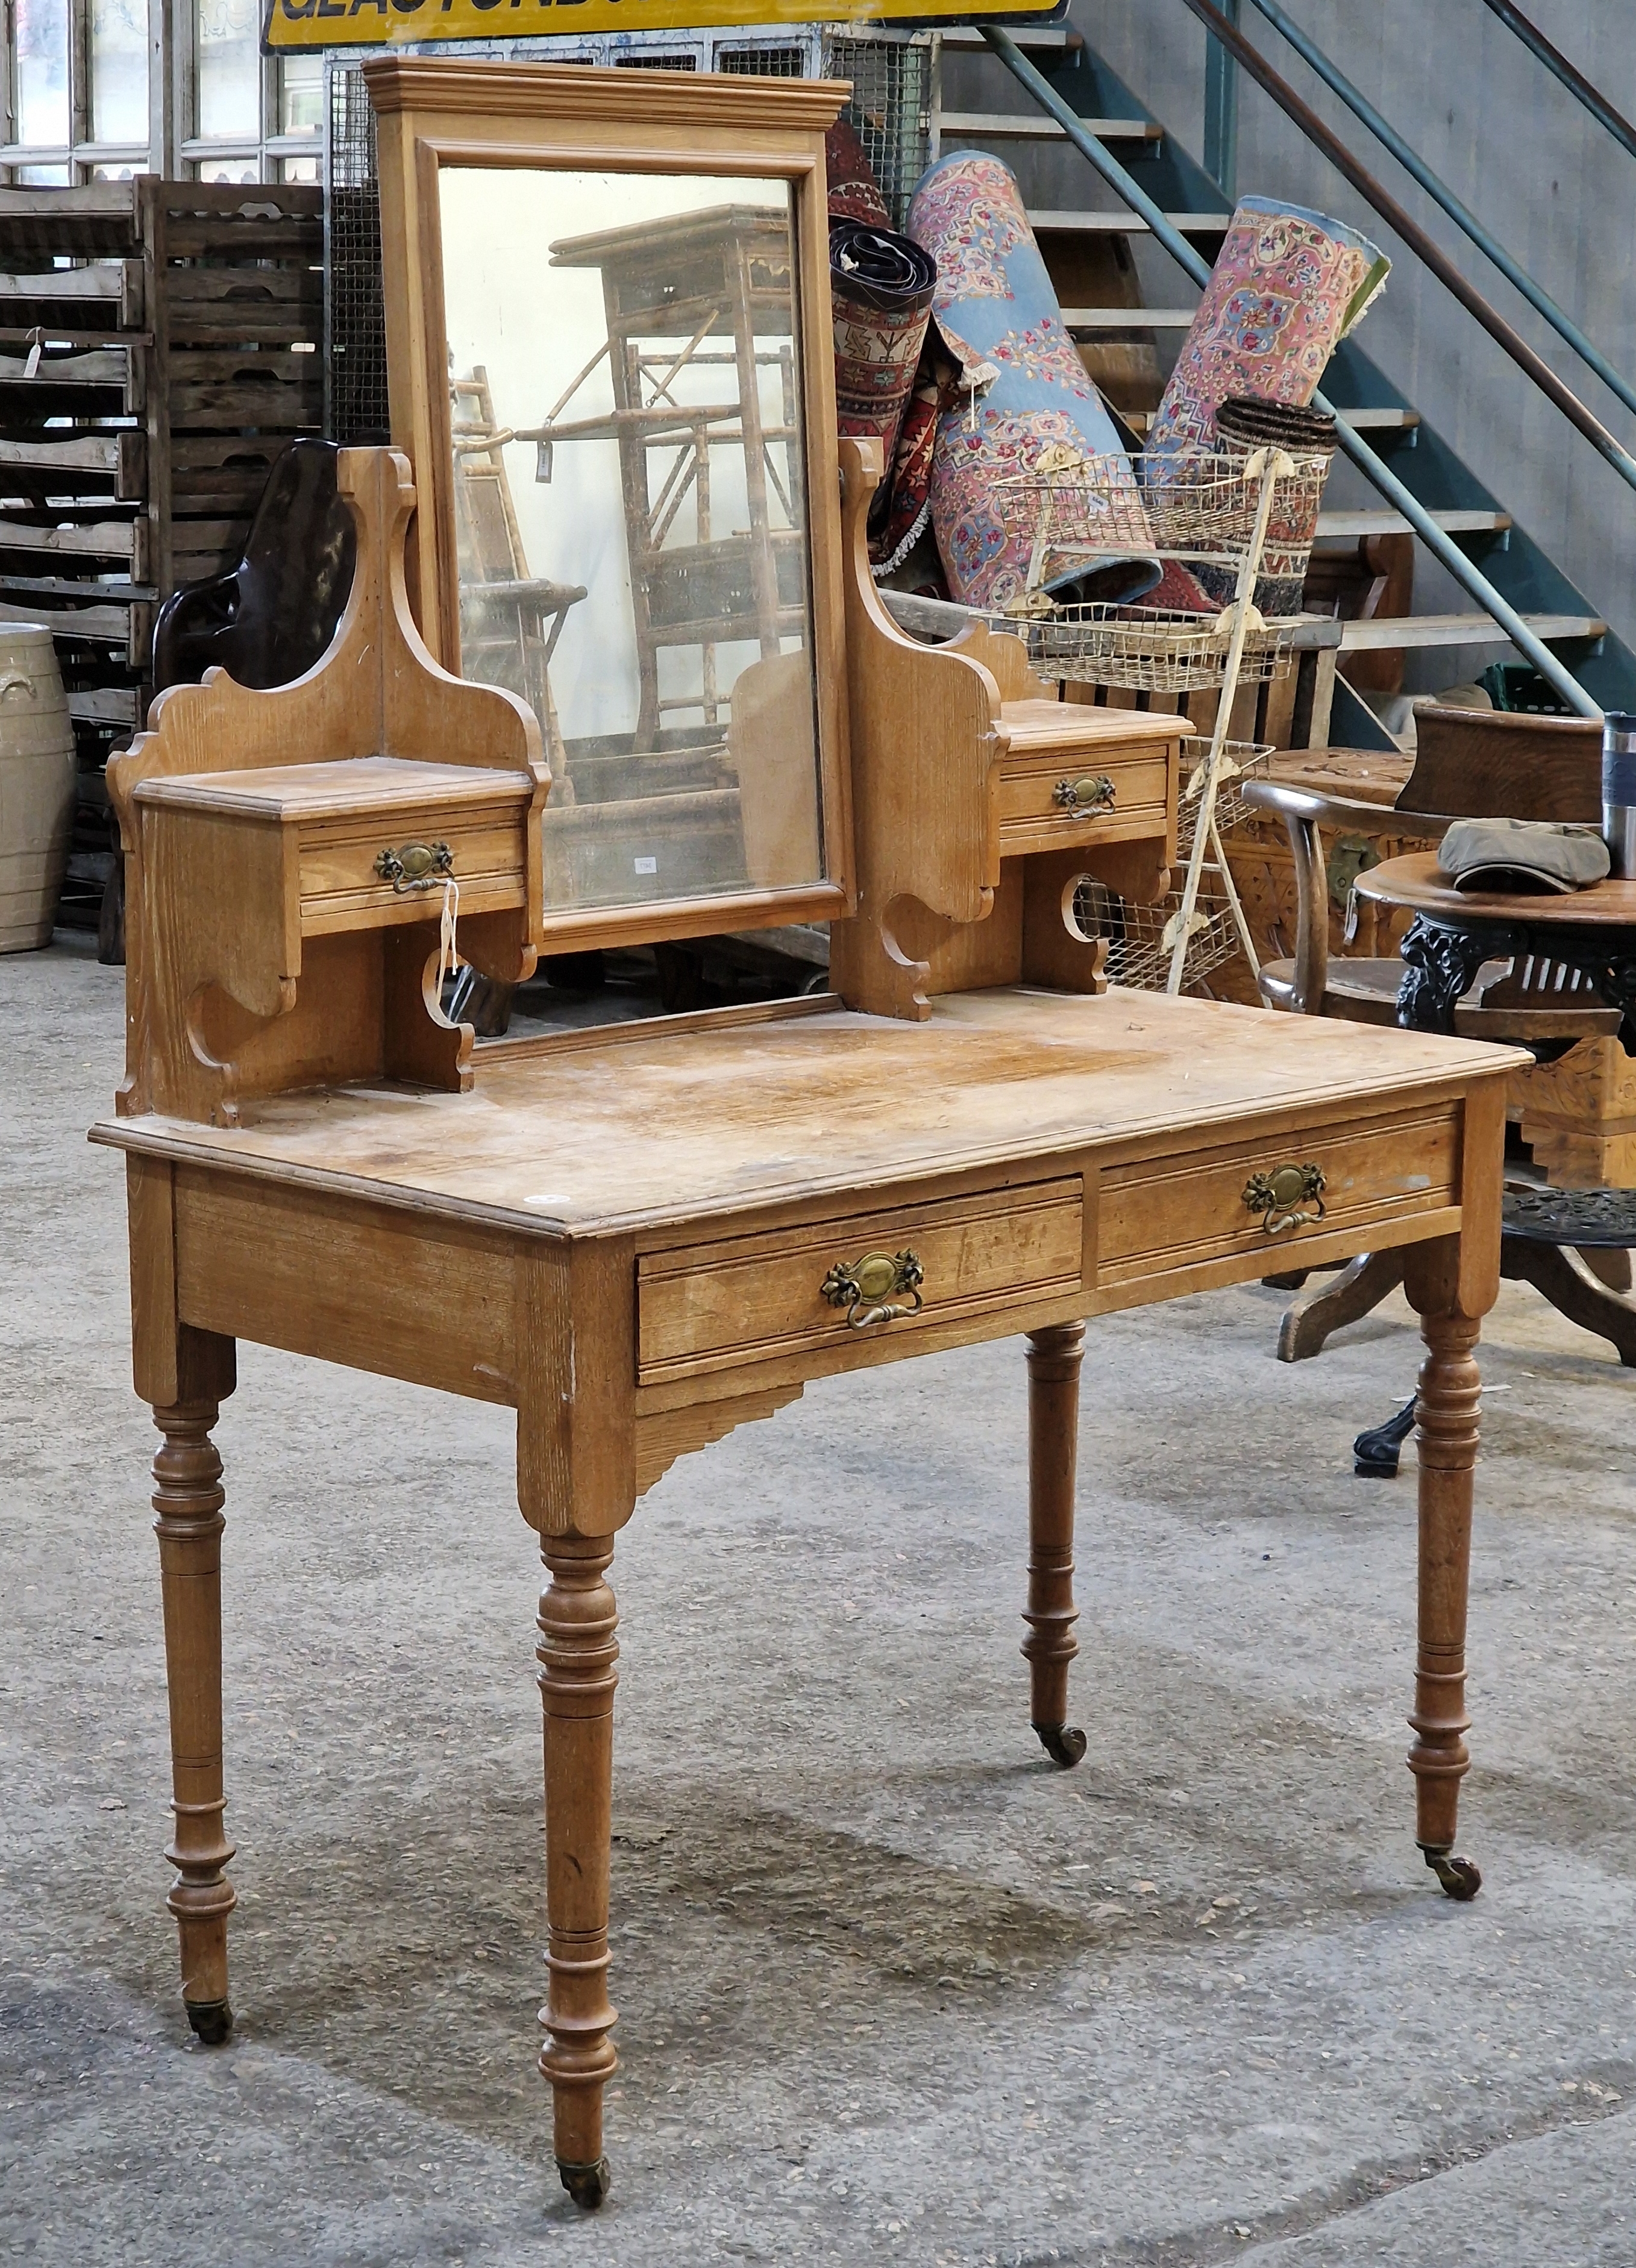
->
[1402,1293,1484,1900]
[536,1535,620,2209]
[151,1401,236,2041]
[1023,1322,1088,1769]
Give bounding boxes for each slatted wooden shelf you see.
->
[0,178,324,940]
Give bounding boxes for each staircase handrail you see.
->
[1174,0,1636,509]
[980,24,1601,718]
[1479,0,1636,168]
[1244,0,1636,427]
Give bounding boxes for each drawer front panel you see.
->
[1099,1106,1461,1290]
[639,1178,1083,1383]
[299,811,528,930]
[998,747,1172,854]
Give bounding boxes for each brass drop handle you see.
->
[1242,1163,1326,1236]
[1053,773,1115,814]
[374,840,454,893]
[820,1248,924,1329]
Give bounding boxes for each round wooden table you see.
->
[1353,851,1636,1047]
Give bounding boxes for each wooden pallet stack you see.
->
[0,181,323,938]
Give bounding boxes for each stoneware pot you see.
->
[0,623,76,952]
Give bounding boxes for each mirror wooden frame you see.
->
[366,56,856,952]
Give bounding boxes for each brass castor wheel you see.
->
[1423,1848,1482,1901]
[184,1997,233,2046]
[1033,1721,1087,1769]
[558,2156,611,2211]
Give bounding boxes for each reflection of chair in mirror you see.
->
[532,207,804,750]
[450,366,586,785]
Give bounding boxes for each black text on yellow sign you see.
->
[264,0,1059,52]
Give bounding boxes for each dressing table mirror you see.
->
[370,60,851,955]
[93,58,1521,2216]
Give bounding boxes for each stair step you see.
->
[1330,406,1420,430]
[939,110,1163,143]
[1029,210,1229,234]
[941,24,1072,46]
[1317,507,1510,538]
[1339,611,1605,650]
[1064,307,1198,330]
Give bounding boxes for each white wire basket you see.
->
[1074,875,1244,996]
[993,448,1333,585]
[1176,738,1273,856]
[1012,603,1297,694]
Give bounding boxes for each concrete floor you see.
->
[2,937,1634,2267]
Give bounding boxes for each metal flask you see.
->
[1603,711,1636,878]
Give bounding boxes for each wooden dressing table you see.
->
[93,63,1522,2210]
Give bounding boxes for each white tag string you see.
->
[23,327,43,382]
[438,873,461,994]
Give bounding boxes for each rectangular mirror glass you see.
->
[437,166,823,917]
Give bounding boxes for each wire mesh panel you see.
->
[326,61,389,446]
[820,33,930,229]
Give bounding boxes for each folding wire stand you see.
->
[989,444,1327,993]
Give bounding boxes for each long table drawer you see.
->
[1097,1105,1462,1291]
[639,1178,1084,1383]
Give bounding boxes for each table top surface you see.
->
[135,755,533,818]
[92,988,1512,1239]
[1355,850,1636,926]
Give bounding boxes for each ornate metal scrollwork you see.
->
[1242,1161,1327,1236]
[819,1248,924,1330]
[374,840,454,893]
[1396,916,1506,1033]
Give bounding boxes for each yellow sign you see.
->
[265,0,1060,52]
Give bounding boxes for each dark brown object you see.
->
[1402,703,1603,824]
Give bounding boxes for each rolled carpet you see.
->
[1147,197,1388,461]
[830,219,938,477]
[907,151,1159,611]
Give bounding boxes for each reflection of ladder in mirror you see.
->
[450,366,586,785]
[527,209,806,747]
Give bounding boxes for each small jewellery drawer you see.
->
[997,747,1173,856]
[1097,1105,1462,1292]
[298,809,528,932]
[638,1178,1084,1383]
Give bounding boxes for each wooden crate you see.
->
[1,181,322,935]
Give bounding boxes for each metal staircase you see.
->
[932,19,1631,736]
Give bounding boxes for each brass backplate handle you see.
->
[375,840,454,893]
[820,1248,924,1329]
[1243,1163,1326,1236]
[1053,773,1115,814]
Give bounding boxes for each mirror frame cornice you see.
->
[366,56,856,952]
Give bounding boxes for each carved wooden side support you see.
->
[1023,1321,1088,1769]
[1402,1233,1488,1900]
[536,1534,620,2210]
[151,1399,237,2040]
[827,438,1006,1022]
